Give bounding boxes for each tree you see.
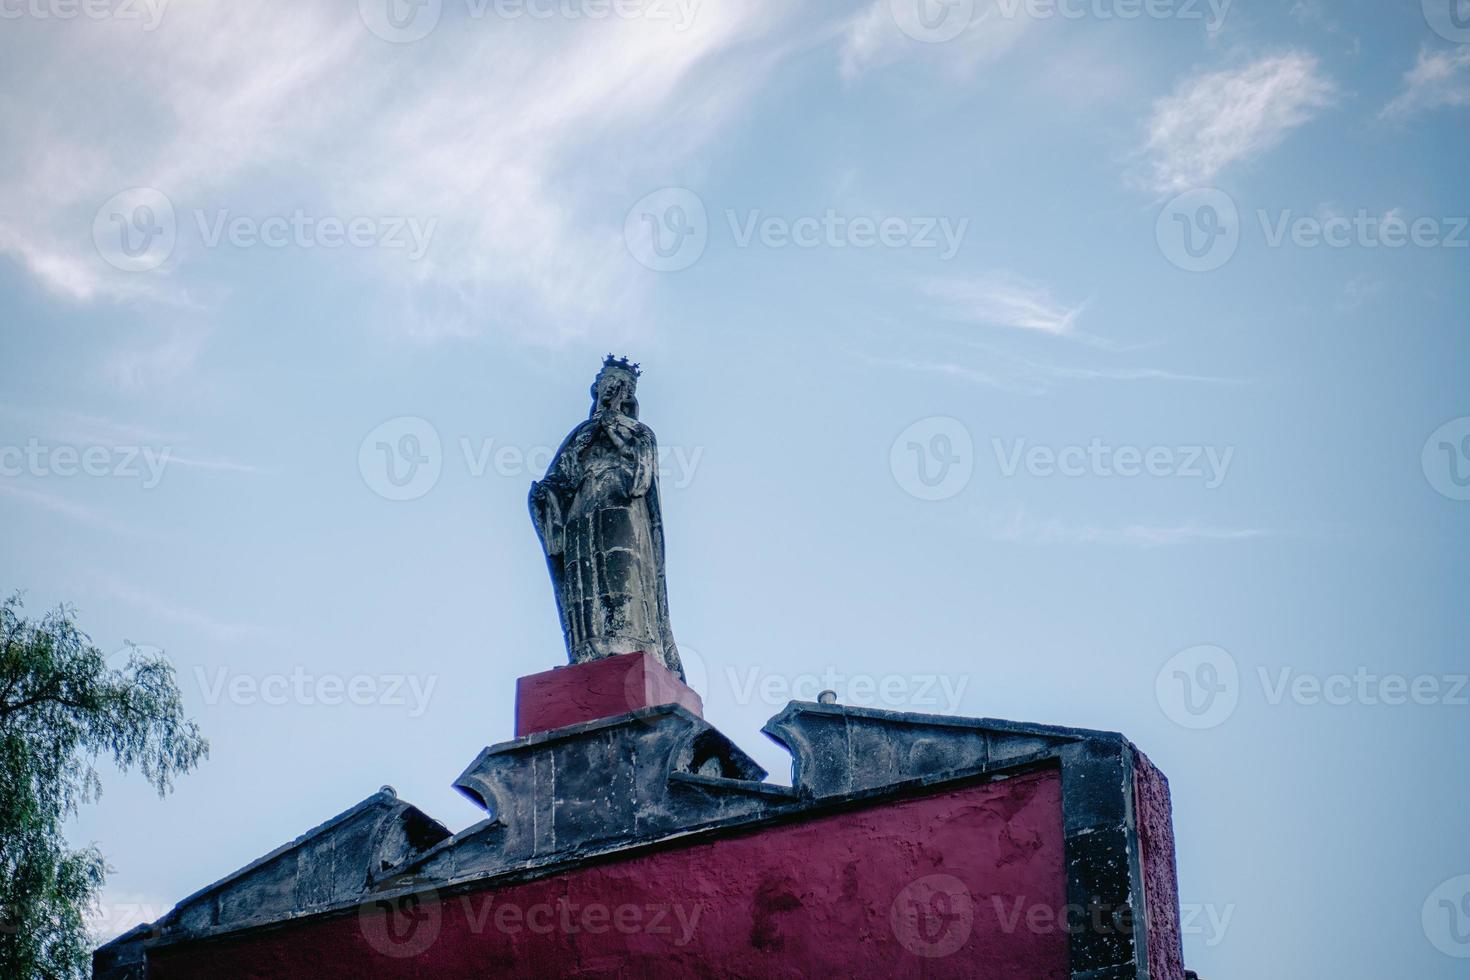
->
[0,592,207,979]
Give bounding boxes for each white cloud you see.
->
[0,406,262,475]
[102,326,210,394]
[0,481,126,532]
[1139,52,1335,194]
[839,0,1034,81]
[97,575,266,645]
[1380,46,1470,121]
[871,347,1240,395]
[986,507,1267,547]
[918,273,1085,335]
[0,2,789,345]
[869,272,1241,393]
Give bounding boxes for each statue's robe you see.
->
[529,410,682,680]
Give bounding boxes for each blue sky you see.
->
[2,0,1468,975]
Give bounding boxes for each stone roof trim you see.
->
[96,700,1179,980]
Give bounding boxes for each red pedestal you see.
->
[514,651,703,738]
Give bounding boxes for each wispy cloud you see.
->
[102,326,211,394]
[1380,46,1470,121]
[870,348,1241,395]
[1288,0,1361,55]
[0,481,126,533]
[985,507,1268,547]
[868,272,1242,393]
[0,407,262,474]
[163,455,266,475]
[2,407,179,447]
[0,3,791,346]
[839,0,1033,81]
[863,353,1035,394]
[96,574,265,645]
[1139,52,1335,194]
[918,273,1085,335]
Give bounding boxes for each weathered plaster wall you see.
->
[148,770,1068,979]
[1135,751,1186,980]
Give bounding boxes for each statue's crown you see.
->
[601,354,642,378]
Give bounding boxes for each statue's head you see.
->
[591,355,641,419]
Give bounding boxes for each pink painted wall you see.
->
[1135,752,1186,980]
[150,769,1068,979]
[514,652,703,737]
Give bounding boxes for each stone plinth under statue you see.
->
[514,650,702,737]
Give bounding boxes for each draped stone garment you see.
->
[529,409,682,680]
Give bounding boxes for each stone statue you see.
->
[529,356,684,680]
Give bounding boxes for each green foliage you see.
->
[0,593,207,979]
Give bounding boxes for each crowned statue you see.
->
[529,357,684,680]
